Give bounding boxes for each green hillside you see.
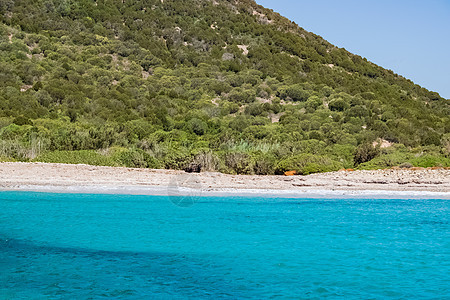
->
[0,0,449,173]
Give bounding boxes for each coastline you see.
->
[1,162,449,199]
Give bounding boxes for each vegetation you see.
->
[0,0,448,174]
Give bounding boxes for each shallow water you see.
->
[1,191,449,299]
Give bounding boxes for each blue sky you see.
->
[256,0,450,99]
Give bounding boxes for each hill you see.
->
[0,0,449,174]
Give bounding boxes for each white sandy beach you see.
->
[0,162,449,199]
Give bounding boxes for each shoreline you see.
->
[2,185,449,200]
[1,162,449,199]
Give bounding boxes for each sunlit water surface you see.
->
[1,191,449,299]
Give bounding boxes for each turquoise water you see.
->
[1,191,449,299]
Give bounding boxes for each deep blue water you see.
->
[0,191,449,299]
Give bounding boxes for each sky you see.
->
[256,0,450,99]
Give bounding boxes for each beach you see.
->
[0,162,448,198]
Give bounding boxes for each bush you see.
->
[186,151,221,172]
[357,151,410,170]
[399,162,413,169]
[160,145,192,170]
[357,153,450,170]
[13,116,33,126]
[328,99,349,112]
[250,152,277,175]
[421,131,441,146]
[275,154,343,175]
[109,147,160,168]
[244,103,265,116]
[280,85,310,102]
[187,118,207,136]
[0,156,16,162]
[228,88,255,103]
[305,96,322,111]
[409,155,450,168]
[0,138,33,160]
[442,133,450,154]
[34,150,117,166]
[223,152,251,174]
[354,143,380,166]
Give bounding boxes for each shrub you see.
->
[328,99,349,112]
[34,150,117,166]
[442,133,450,154]
[187,151,221,172]
[275,153,343,175]
[109,147,160,168]
[13,116,33,126]
[244,103,265,116]
[161,146,192,170]
[357,153,450,169]
[0,156,16,162]
[243,125,269,140]
[357,152,410,170]
[399,162,413,169]
[409,155,450,168]
[305,96,323,111]
[187,118,207,136]
[0,138,31,160]
[421,131,441,146]
[228,88,255,103]
[354,143,380,166]
[229,115,250,131]
[223,152,251,174]
[250,152,277,175]
[280,85,310,102]
[345,105,369,118]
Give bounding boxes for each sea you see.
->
[0,191,449,299]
